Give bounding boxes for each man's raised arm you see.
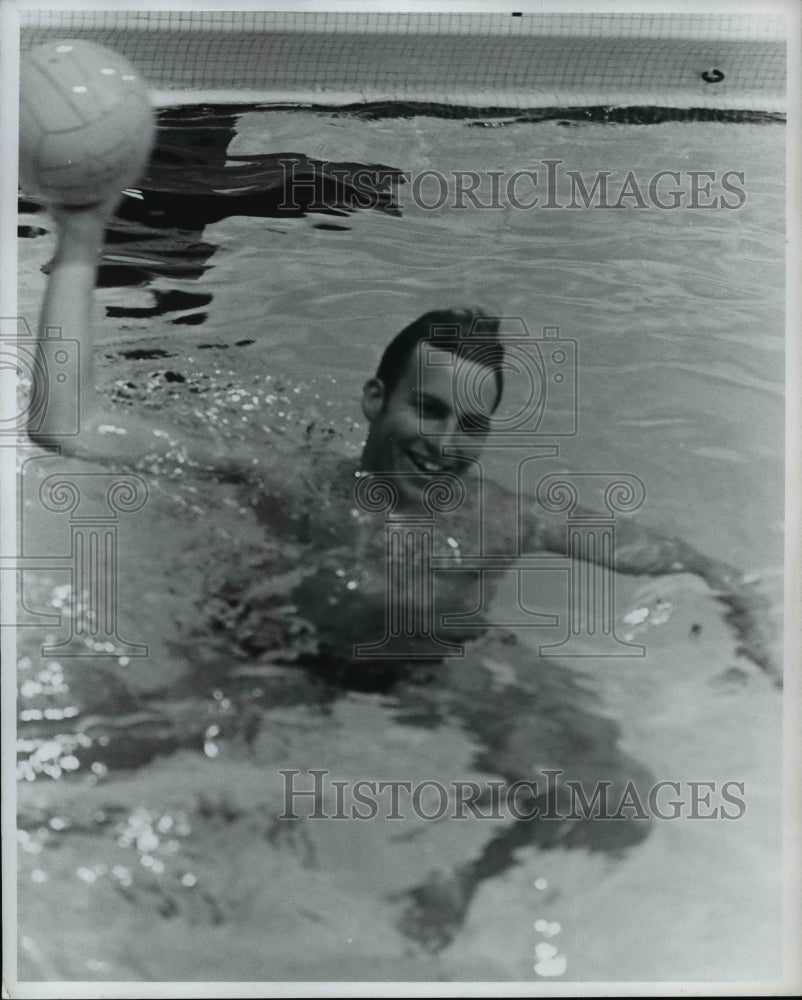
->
[28,201,257,483]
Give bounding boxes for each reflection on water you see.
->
[16,106,784,982]
[22,105,405,301]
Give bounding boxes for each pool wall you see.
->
[19,9,786,112]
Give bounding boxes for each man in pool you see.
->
[27,200,779,949]
[30,200,776,678]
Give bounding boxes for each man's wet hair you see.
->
[376,307,505,411]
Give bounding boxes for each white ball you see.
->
[19,39,156,206]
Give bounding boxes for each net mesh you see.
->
[19,9,786,112]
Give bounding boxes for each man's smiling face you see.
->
[360,341,494,489]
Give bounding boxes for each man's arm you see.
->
[527,506,780,682]
[28,201,258,482]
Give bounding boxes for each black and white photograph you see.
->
[2,0,799,993]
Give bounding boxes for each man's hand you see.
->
[48,194,124,263]
[694,560,782,685]
[51,191,124,224]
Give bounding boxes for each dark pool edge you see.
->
[155,103,787,126]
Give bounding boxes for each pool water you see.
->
[16,107,785,982]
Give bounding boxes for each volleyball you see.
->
[19,39,156,206]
